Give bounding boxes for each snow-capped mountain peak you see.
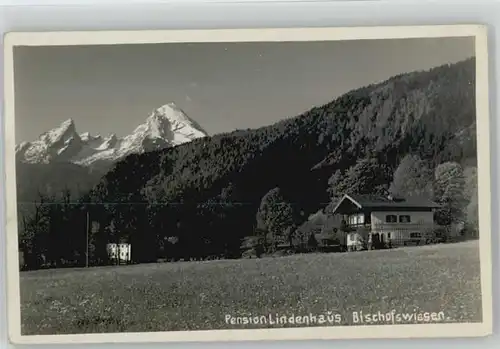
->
[16,118,81,163]
[40,118,77,144]
[135,103,208,144]
[16,103,208,168]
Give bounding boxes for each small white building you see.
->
[106,243,132,264]
[330,194,441,250]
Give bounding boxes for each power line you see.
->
[16,201,332,206]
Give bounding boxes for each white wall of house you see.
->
[370,211,434,245]
[371,211,433,227]
[107,243,132,263]
[346,227,370,248]
[346,232,364,249]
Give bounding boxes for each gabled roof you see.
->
[331,193,440,215]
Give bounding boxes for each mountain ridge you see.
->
[15,103,208,169]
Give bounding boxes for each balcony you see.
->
[371,222,434,233]
[344,222,370,229]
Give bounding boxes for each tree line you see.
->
[17,153,478,270]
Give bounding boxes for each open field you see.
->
[19,240,482,335]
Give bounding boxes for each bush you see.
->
[307,233,319,252]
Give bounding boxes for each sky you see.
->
[13,37,475,143]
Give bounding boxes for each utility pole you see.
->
[86,210,89,268]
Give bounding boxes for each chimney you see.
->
[390,195,406,202]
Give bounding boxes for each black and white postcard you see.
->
[2,25,492,344]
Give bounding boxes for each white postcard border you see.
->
[2,25,492,344]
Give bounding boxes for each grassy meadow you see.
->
[20,240,482,335]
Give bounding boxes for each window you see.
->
[385,215,397,223]
[387,232,392,239]
[399,215,411,223]
[358,214,365,224]
[348,214,364,225]
[410,232,422,238]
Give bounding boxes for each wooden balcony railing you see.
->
[346,222,434,231]
[371,223,434,232]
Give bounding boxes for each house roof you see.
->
[331,194,440,215]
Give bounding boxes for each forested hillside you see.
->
[18,58,478,269]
